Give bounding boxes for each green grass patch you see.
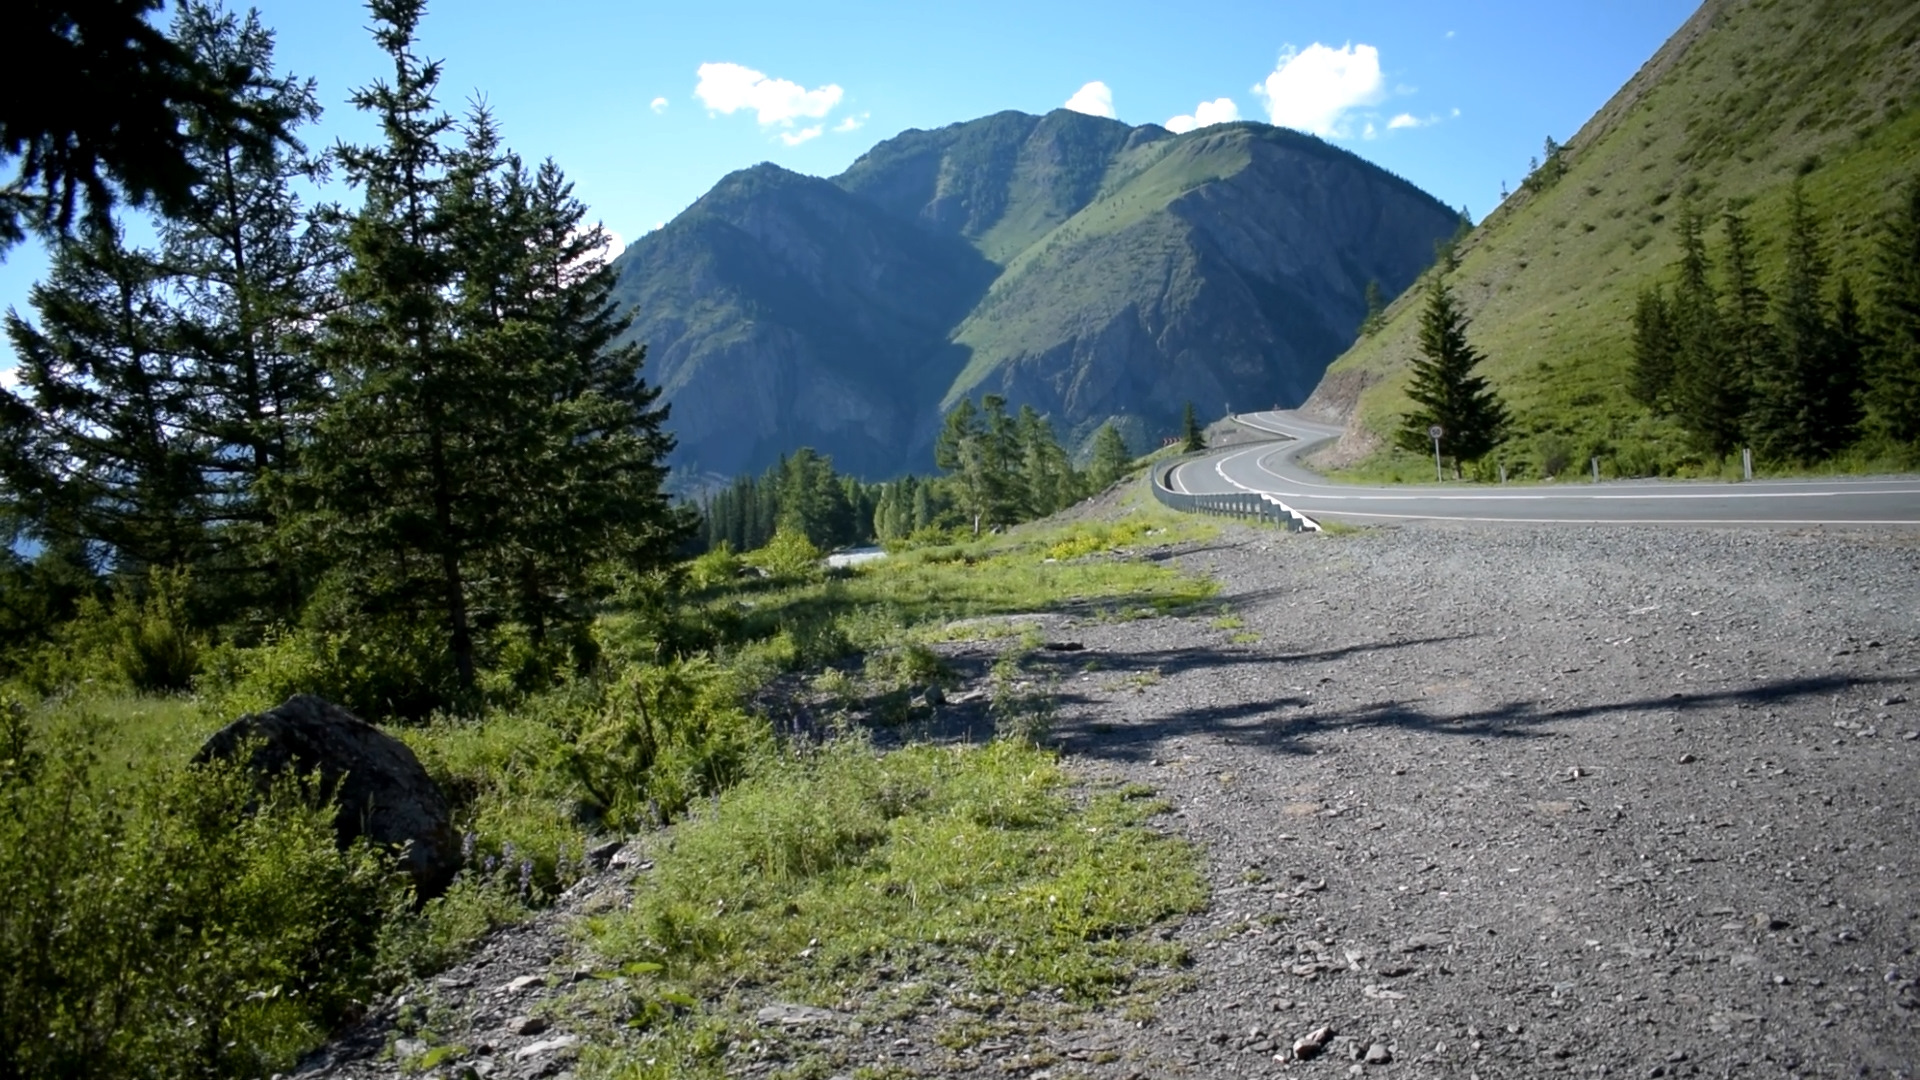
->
[580,737,1205,1078]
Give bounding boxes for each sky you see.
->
[1,0,1700,374]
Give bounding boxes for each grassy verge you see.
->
[576,737,1205,1079]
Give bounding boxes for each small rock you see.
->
[1676,753,1697,764]
[1883,695,1908,706]
[1365,1043,1393,1064]
[507,975,543,993]
[1292,1025,1334,1060]
[756,1002,841,1027]
[923,684,945,707]
[585,840,624,869]
[508,1015,548,1036]
[393,1038,428,1061]
[512,1035,578,1061]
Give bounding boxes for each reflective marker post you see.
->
[1429,424,1444,483]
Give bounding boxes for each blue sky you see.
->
[2,0,1698,372]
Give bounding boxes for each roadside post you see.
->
[1591,457,1601,483]
[1742,447,1753,481]
[1429,424,1444,483]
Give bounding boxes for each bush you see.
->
[744,528,822,582]
[554,659,768,829]
[0,703,403,1079]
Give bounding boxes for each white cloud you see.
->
[0,365,18,392]
[1165,97,1241,134]
[1063,81,1115,119]
[780,124,824,147]
[1388,112,1421,129]
[694,62,844,128]
[834,112,869,133]
[1445,29,1456,39]
[1250,42,1386,138]
[650,96,668,114]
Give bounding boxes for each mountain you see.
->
[608,109,1464,483]
[1303,0,1920,474]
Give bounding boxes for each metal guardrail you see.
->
[1151,457,1321,532]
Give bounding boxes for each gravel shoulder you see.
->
[1036,522,1920,1079]
[298,521,1920,1080]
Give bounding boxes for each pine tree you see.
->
[1864,177,1920,448]
[1181,402,1206,452]
[1,222,208,574]
[1629,285,1677,411]
[1088,422,1133,490]
[1750,184,1856,463]
[1358,279,1385,337]
[1668,208,1743,456]
[160,4,329,620]
[1394,276,1509,471]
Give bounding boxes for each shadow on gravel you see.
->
[1052,667,1899,763]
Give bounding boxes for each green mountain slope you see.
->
[1305,0,1920,475]
[610,109,1462,482]
[950,123,1462,446]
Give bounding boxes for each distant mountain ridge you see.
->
[609,109,1464,483]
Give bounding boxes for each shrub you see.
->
[0,704,402,1079]
[744,528,822,582]
[555,658,768,829]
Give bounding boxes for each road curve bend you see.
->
[1167,411,1920,527]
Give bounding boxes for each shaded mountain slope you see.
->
[1305,0,1920,473]
[611,164,996,480]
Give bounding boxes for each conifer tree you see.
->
[1864,177,1920,448]
[1629,285,1677,411]
[1750,184,1857,462]
[1,222,208,574]
[161,4,330,619]
[1181,402,1206,452]
[1087,422,1133,490]
[1394,276,1509,471]
[1668,208,1743,456]
[1358,279,1385,337]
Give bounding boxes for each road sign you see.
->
[1428,425,1444,482]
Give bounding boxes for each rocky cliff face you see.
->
[608,110,1461,482]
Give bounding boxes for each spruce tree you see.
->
[1087,422,1133,490]
[295,0,485,691]
[1864,177,1920,448]
[1629,285,1677,412]
[1358,279,1385,337]
[1181,402,1206,452]
[1,222,208,573]
[1394,276,1509,471]
[161,4,329,619]
[1750,184,1855,463]
[1668,208,1743,456]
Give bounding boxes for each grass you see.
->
[577,738,1206,1079]
[1321,0,1920,478]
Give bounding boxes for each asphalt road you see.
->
[1167,411,1920,526]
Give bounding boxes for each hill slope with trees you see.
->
[1305,0,1920,477]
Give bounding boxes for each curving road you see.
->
[1168,411,1920,526]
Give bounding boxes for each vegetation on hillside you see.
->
[1317,0,1920,480]
[697,404,1136,554]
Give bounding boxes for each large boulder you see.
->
[195,694,460,899]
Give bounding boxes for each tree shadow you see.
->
[1049,668,1900,763]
